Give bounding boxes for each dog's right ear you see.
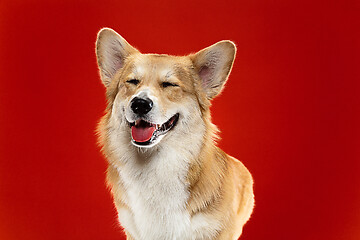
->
[96,28,139,87]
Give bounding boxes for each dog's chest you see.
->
[118,152,192,240]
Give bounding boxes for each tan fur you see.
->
[96,28,254,240]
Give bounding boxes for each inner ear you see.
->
[199,66,214,89]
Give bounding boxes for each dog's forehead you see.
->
[129,54,191,80]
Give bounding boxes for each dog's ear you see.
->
[190,41,236,99]
[96,28,139,87]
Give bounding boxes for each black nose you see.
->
[131,97,153,115]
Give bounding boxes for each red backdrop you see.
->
[1,0,359,239]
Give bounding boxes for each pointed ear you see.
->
[190,41,236,99]
[95,28,139,87]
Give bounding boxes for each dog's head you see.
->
[96,28,236,149]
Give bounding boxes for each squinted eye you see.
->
[126,79,140,85]
[161,82,179,88]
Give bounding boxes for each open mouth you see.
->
[129,113,179,146]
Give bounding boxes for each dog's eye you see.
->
[161,82,178,88]
[126,79,140,85]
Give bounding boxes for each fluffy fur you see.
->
[95,28,254,240]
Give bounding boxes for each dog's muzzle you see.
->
[128,96,179,147]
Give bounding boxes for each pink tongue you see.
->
[131,126,156,142]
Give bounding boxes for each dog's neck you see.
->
[102,111,221,239]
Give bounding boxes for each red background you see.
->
[1,0,359,239]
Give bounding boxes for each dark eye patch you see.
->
[161,82,179,88]
[126,79,140,85]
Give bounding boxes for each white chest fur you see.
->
[117,148,192,240]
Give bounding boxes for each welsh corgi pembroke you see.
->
[95,28,254,240]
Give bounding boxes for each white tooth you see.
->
[135,119,141,126]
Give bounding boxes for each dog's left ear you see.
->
[190,41,236,99]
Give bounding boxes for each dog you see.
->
[95,28,254,240]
